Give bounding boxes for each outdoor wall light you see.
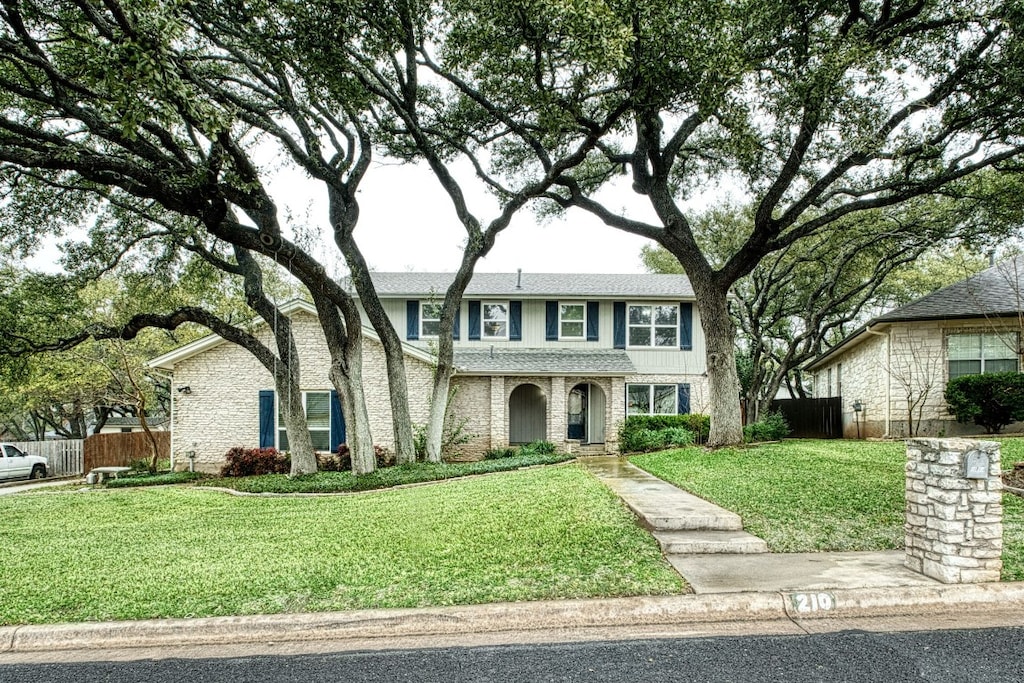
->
[177,386,192,395]
[852,400,863,413]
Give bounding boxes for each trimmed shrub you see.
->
[484,447,519,460]
[619,414,709,446]
[619,415,707,452]
[220,447,290,477]
[320,443,395,471]
[518,440,557,456]
[743,412,790,443]
[945,372,1024,434]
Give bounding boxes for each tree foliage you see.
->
[945,372,1024,434]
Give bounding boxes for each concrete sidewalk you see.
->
[580,456,937,594]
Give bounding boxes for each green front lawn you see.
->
[631,439,1024,580]
[0,465,685,626]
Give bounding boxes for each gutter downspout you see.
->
[150,370,175,471]
[865,325,891,438]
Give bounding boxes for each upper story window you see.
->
[482,302,508,339]
[278,391,331,452]
[948,332,1019,381]
[628,304,678,348]
[559,303,585,340]
[420,302,443,339]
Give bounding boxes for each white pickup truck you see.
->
[0,443,48,480]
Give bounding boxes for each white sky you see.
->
[269,159,661,278]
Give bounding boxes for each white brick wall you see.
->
[170,310,710,468]
[171,311,434,471]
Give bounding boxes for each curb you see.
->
[2,583,1023,653]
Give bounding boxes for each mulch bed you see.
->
[1003,462,1024,491]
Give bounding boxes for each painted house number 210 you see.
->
[791,592,836,613]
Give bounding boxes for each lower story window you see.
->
[627,384,677,415]
[279,391,332,451]
[948,332,1019,381]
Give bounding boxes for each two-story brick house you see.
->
[149,272,706,470]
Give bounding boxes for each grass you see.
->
[198,453,575,494]
[631,439,1024,580]
[631,440,906,553]
[0,464,685,626]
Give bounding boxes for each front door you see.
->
[567,384,589,442]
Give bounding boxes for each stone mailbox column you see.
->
[905,438,1003,583]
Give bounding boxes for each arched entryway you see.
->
[509,383,547,444]
[567,382,606,444]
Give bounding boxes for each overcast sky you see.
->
[267,158,665,278]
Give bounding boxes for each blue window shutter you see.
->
[330,389,346,449]
[545,301,558,341]
[509,301,522,341]
[586,301,599,342]
[258,390,275,448]
[452,308,460,340]
[406,300,419,341]
[677,384,691,414]
[468,301,481,340]
[613,302,626,349]
[680,302,693,350]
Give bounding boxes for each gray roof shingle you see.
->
[364,272,694,298]
[807,258,1024,370]
[453,348,636,375]
[875,258,1024,322]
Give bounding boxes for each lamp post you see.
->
[852,400,864,439]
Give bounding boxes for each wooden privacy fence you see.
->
[84,432,171,472]
[7,439,84,477]
[769,397,844,439]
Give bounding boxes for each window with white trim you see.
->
[420,302,443,338]
[948,332,1019,381]
[482,302,508,339]
[278,391,331,451]
[627,384,677,415]
[559,303,585,339]
[628,304,678,347]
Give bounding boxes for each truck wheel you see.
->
[29,464,46,480]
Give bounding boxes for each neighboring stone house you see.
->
[96,417,168,435]
[806,259,1024,439]
[148,272,708,471]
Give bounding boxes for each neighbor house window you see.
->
[278,391,331,451]
[948,332,1019,381]
[628,304,678,347]
[482,302,508,339]
[627,384,677,415]
[420,302,443,338]
[559,303,585,339]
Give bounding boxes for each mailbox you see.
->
[964,451,990,479]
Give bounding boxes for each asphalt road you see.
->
[1,627,1021,683]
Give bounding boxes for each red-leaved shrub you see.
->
[220,447,290,477]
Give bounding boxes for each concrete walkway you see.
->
[580,456,939,594]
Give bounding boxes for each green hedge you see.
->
[620,415,710,445]
[945,372,1024,434]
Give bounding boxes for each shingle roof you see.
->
[364,272,694,298]
[806,258,1024,370]
[453,348,636,375]
[874,258,1024,323]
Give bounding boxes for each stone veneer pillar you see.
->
[904,438,1003,584]
[548,377,566,446]
[490,376,505,449]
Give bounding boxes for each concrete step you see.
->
[654,530,769,555]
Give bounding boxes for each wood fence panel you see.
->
[8,439,84,477]
[84,432,171,472]
[769,397,844,439]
